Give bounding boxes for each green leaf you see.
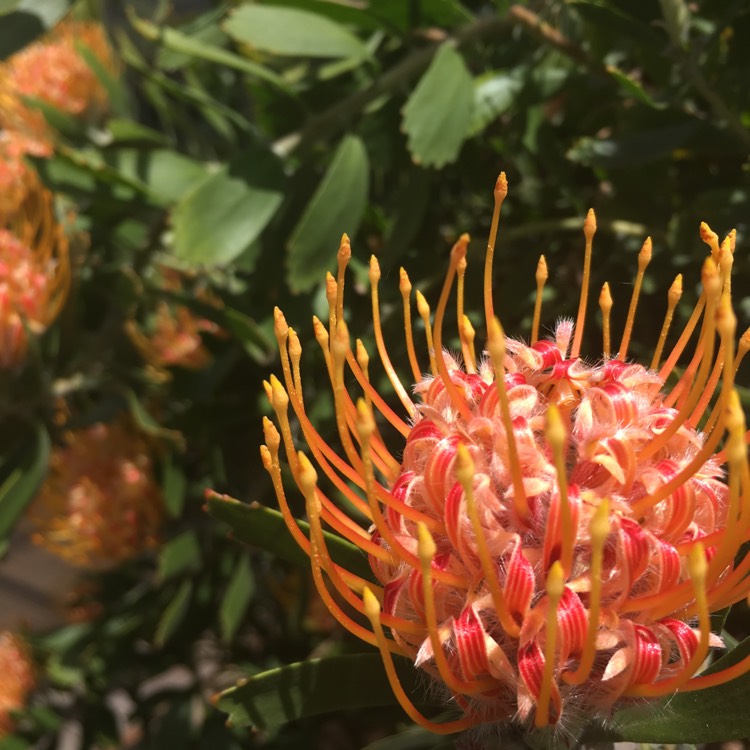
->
[566,121,702,167]
[362,726,458,750]
[157,530,201,582]
[172,143,285,268]
[223,4,370,60]
[219,553,255,642]
[606,65,665,109]
[162,453,187,519]
[206,493,372,581]
[104,148,208,205]
[154,580,193,648]
[0,424,50,542]
[106,119,169,146]
[215,653,444,731]
[0,0,68,59]
[287,134,369,292]
[469,70,522,136]
[129,11,292,94]
[610,635,750,743]
[401,44,474,168]
[222,308,273,363]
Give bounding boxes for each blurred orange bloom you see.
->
[32,422,163,568]
[0,631,35,737]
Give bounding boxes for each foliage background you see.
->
[0,0,749,748]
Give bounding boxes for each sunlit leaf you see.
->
[286,135,369,292]
[401,44,473,167]
[224,4,370,60]
[172,143,285,267]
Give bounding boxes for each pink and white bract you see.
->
[263,175,750,733]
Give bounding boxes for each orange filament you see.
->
[416,290,438,376]
[563,500,610,685]
[531,255,548,345]
[362,588,477,735]
[298,453,393,650]
[570,209,597,359]
[369,256,416,416]
[455,443,519,637]
[357,400,468,589]
[399,268,422,383]
[658,293,706,383]
[546,404,574,577]
[417,522,498,695]
[535,561,564,728]
[599,282,612,360]
[483,172,508,333]
[487,317,529,522]
[651,274,683,370]
[617,237,651,361]
[432,235,473,422]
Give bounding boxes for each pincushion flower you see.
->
[0,631,35,737]
[0,175,69,368]
[1,20,115,121]
[262,175,750,736]
[32,422,163,568]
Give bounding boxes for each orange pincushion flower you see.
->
[263,175,750,735]
[0,631,35,737]
[32,422,163,568]
[0,175,69,368]
[3,20,114,120]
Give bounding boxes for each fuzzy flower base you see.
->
[263,175,750,737]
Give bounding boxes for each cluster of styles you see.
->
[263,175,750,734]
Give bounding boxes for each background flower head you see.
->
[31,421,163,568]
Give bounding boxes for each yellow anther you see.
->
[532,254,548,345]
[599,282,612,359]
[369,255,381,283]
[273,306,289,340]
[416,521,437,563]
[416,290,437,375]
[454,441,475,485]
[356,398,376,438]
[262,416,281,452]
[269,374,289,411]
[297,451,319,496]
[700,221,720,258]
[545,402,566,450]
[362,586,381,620]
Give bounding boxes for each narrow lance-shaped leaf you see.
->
[287,135,369,293]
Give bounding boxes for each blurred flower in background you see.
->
[0,631,35,737]
[31,421,163,568]
[1,20,114,121]
[0,175,69,369]
[263,177,750,735]
[126,268,223,376]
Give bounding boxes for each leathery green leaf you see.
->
[206,492,372,581]
[215,653,446,730]
[401,44,473,168]
[223,4,370,61]
[287,135,369,293]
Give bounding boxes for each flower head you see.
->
[2,20,115,121]
[125,268,223,375]
[0,631,35,737]
[0,175,69,368]
[32,421,163,568]
[263,175,750,735]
